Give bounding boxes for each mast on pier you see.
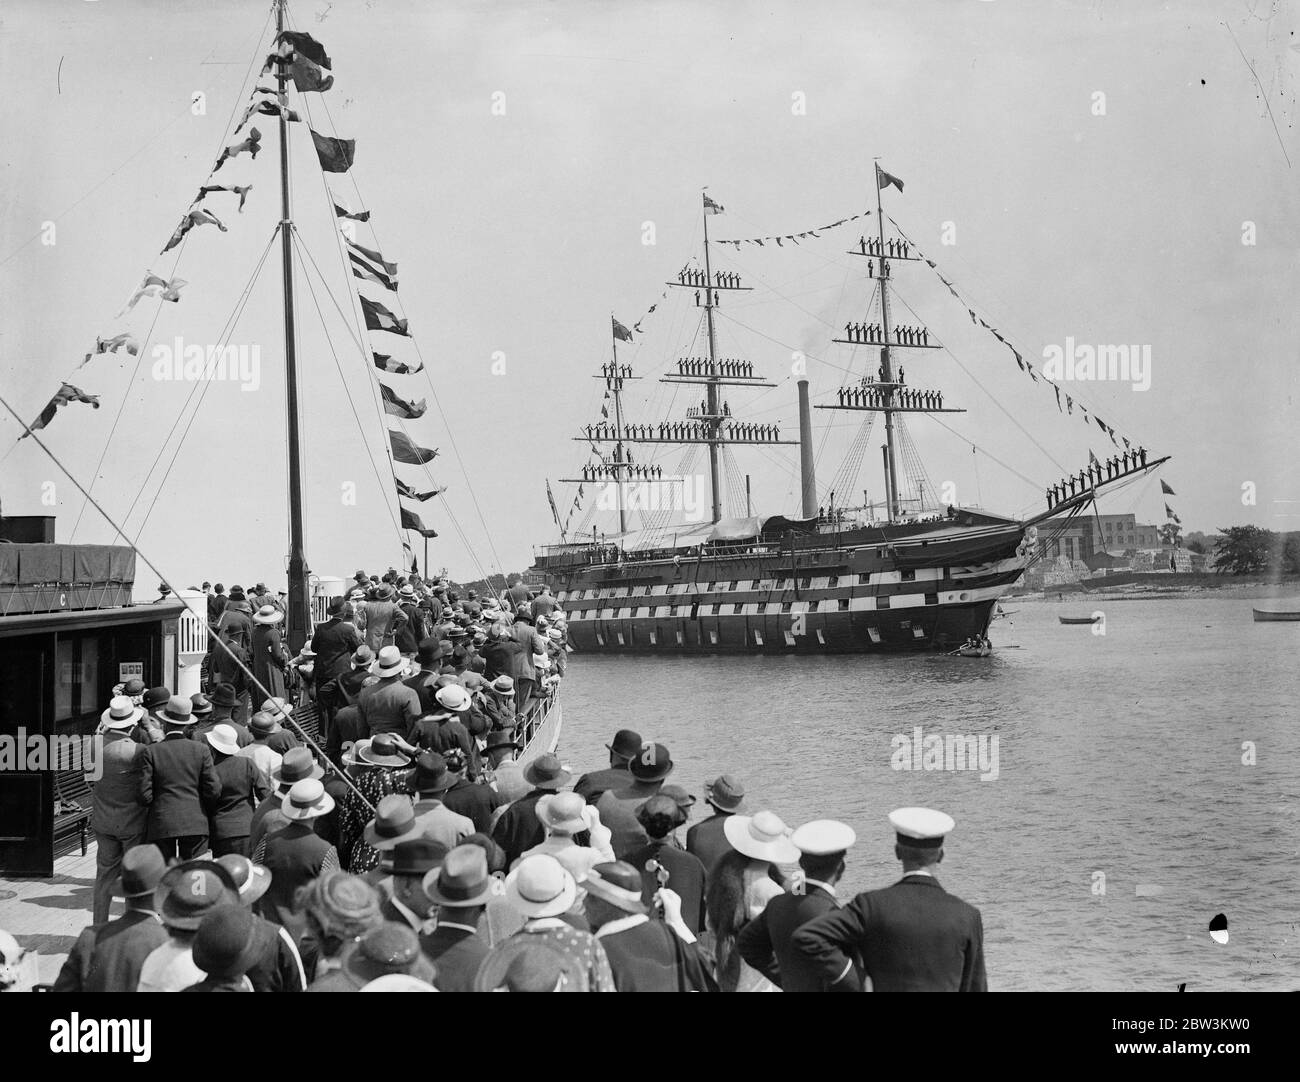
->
[275,0,311,651]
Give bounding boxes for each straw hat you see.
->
[160,695,194,727]
[370,645,407,678]
[723,811,799,864]
[281,778,335,821]
[253,605,283,625]
[100,696,143,731]
[356,733,411,769]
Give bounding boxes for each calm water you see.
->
[560,597,1300,991]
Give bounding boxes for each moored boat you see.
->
[1059,615,1102,625]
[1252,603,1300,622]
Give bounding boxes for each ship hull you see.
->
[535,515,1031,655]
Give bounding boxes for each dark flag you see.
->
[334,202,371,222]
[876,163,904,192]
[21,383,100,439]
[395,478,444,501]
[311,129,355,173]
[547,480,564,539]
[373,352,423,375]
[390,430,438,464]
[612,317,633,342]
[1160,480,1175,495]
[400,507,438,538]
[360,296,409,336]
[290,53,334,93]
[703,193,724,215]
[350,252,397,291]
[379,381,427,419]
[346,239,396,275]
[276,30,331,70]
[1165,503,1175,519]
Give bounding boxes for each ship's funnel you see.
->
[798,379,817,519]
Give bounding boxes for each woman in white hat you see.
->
[250,604,290,702]
[478,854,616,992]
[706,810,799,992]
[515,792,614,892]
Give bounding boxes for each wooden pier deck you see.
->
[0,845,100,987]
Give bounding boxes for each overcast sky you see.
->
[1,0,1297,590]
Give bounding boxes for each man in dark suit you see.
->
[89,697,150,924]
[491,753,570,865]
[596,743,674,860]
[311,599,362,720]
[139,696,222,860]
[53,845,169,992]
[204,723,271,857]
[573,728,641,804]
[686,773,746,873]
[253,779,340,943]
[420,844,492,992]
[738,819,856,991]
[793,807,987,992]
[481,625,525,683]
[625,795,707,934]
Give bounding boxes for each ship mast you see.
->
[610,333,628,535]
[701,203,723,523]
[816,164,963,524]
[874,166,901,521]
[570,192,796,536]
[275,0,311,651]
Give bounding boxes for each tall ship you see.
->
[533,170,1169,653]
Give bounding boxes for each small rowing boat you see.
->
[1059,615,1101,625]
[1252,603,1300,622]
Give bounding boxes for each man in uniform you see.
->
[792,807,986,992]
[737,819,855,991]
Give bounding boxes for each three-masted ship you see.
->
[533,169,1167,653]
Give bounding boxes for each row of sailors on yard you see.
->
[838,385,943,410]
[1045,447,1149,507]
[679,358,753,378]
[843,322,929,346]
[43,722,986,992]
[579,462,664,482]
[678,268,740,288]
[858,235,910,259]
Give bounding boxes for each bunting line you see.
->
[715,210,872,249]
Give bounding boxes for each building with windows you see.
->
[1091,513,1160,552]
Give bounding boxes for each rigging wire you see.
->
[0,383,377,815]
[127,233,280,542]
[64,11,278,538]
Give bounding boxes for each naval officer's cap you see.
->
[791,819,857,856]
[888,807,955,849]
